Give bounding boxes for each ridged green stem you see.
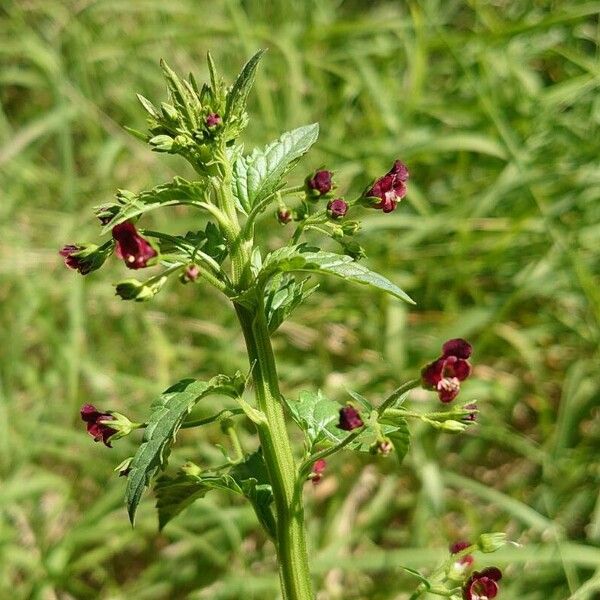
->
[235,302,314,600]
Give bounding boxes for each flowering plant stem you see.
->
[235,302,314,600]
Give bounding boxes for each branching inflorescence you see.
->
[61,51,505,600]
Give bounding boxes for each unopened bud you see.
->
[115,276,167,302]
[477,532,507,553]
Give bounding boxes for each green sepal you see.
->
[115,275,168,302]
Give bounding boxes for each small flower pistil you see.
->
[421,338,473,403]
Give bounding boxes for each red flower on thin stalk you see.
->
[463,567,503,600]
[80,404,117,447]
[421,338,472,403]
[112,221,157,269]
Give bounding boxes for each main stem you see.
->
[235,302,314,600]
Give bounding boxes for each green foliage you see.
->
[264,274,318,333]
[126,375,243,523]
[232,123,320,213]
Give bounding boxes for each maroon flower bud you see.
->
[277,208,292,224]
[337,405,364,431]
[463,567,502,600]
[181,264,200,283]
[306,169,333,196]
[371,438,393,456]
[112,221,157,269]
[450,540,474,567]
[462,402,478,422]
[310,458,327,485]
[327,198,348,219]
[205,112,222,128]
[421,339,473,403]
[365,159,409,213]
[80,404,117,447]
[59,245,91,274]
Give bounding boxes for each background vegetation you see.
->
[1,0,599,598]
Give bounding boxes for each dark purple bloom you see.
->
[327,198,348,219]
[59,245,90,274]
[422,338,473,403]
[337,405,364,431]
[366,159,409,213]
[112,221,157,269]
[463,567,502,600]
[205,112,222,128]
[310,458,327,485]
[277,208,292,224]
[306,169,333,196]
[80,404,117,447]
[450,540,474,567]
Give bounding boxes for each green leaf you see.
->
[232,124,319,213]
[261,246,414,304]
[154,451,275,536]
[288,390,344,448]
[99,177,208,234]
[125,374,243,524]
[265,274,318,332]
[155,471,239,529]
[387,418,410,465]
[225,49,265,122]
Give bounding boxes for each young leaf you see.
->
[260,246,414,304]
[264,274,318,332]
[288,390,344,448]
[387,418,410,465]
[224,49,265,122]
[99,177,208,234]
[232,124,319,213]
[125,374,242,524]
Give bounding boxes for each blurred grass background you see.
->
[1,0,599,598]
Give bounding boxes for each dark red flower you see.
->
[422,338,473,403]
[277,208,292,224]
[463,567,502,600]
[80,404,117,447]
[306,169,333,196]
[112,221,157,269]
[205,112,222,128]
[450,540,474,567]
[337,405,364,431]
[366,160,409,213]
[310,459,327,485]
[327,198,348,219]
[59,245,90,274]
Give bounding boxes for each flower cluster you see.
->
[421,338,473,402]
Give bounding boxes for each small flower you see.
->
[59,243,111,275]
[277,208,292,224]
[310,458,327,485]
[370,438,393,456]
[337,405,364,431]
[450,540,474,567]
[112,221,157,269]
[205,112,222,128]
[463,567,502,600]
[365,159,409,213]
[181,265,200,283]
[421,338,473,403]
[306,169,333,196]
[80,404,117,447]
[327,198,349,219]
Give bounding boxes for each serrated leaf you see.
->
[232,124,319,213]
[387,418,410,465]
[126,375,242,524]
[260,247,414,304]
[288,390,344,448]
[99,177,208,234]
[155,472,239,529]
[265,274,318,332]
[225,49,265,122]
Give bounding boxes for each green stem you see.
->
[235,301,314,600]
